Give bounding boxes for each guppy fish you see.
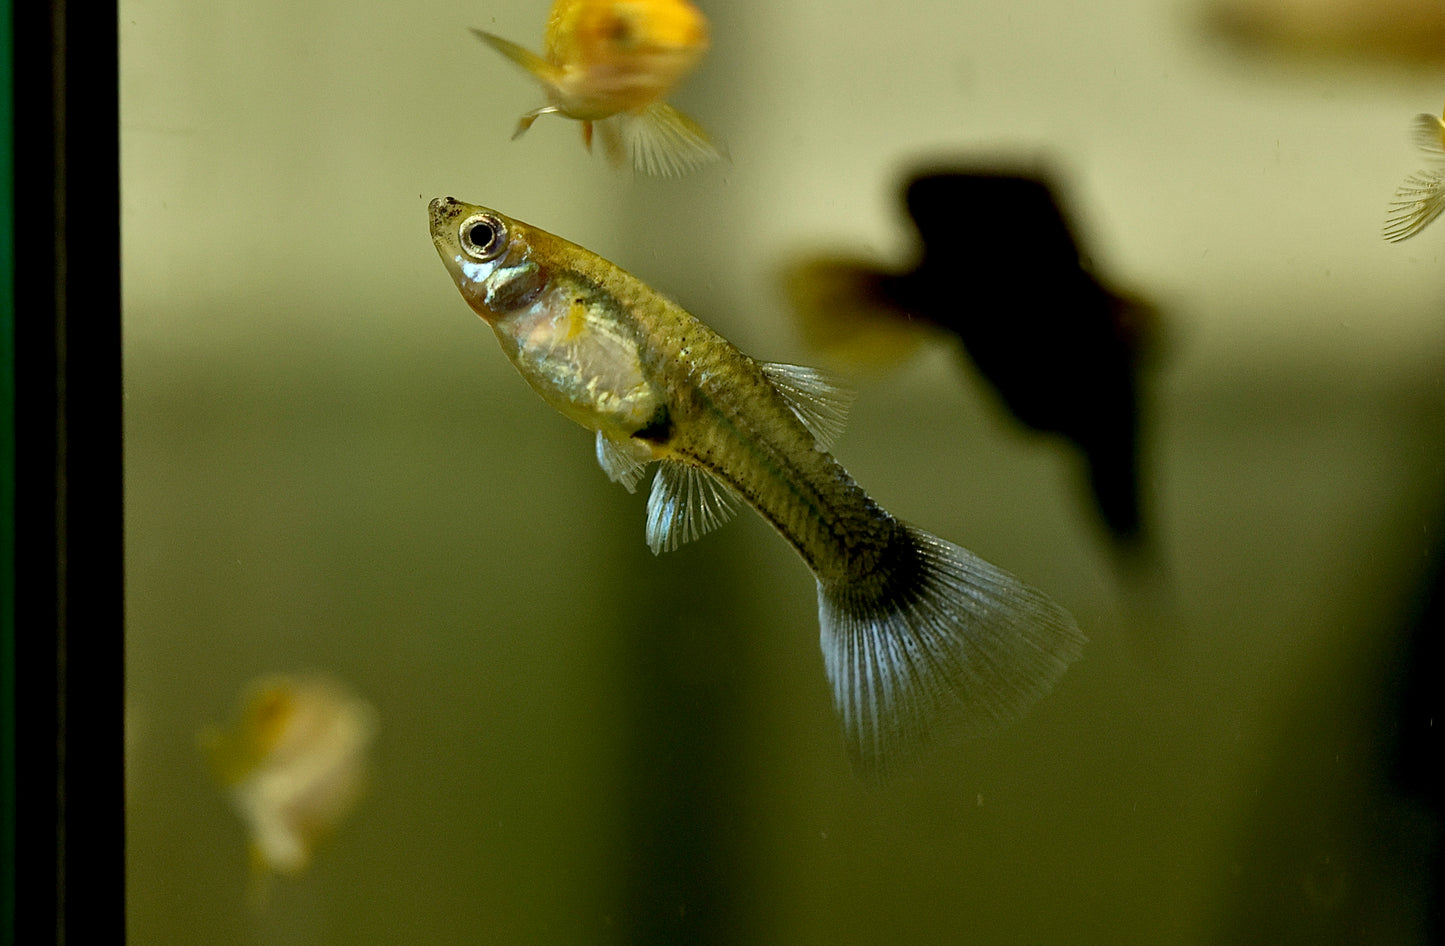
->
[785,170,1159,558]
[473,0,720,177]
[1206,0,1445,66]
[429,197,1085,777]
[201,674,376,901]
[1384,105,1445,242]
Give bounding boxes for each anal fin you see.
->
[645,460,739,554]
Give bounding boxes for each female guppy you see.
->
[428,197,1085,777]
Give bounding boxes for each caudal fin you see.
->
[817,526,1084,779]
[598,103,723,177]
[1384,169,1445,243]
[781,257,928,372]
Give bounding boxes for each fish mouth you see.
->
[429,196,466,232]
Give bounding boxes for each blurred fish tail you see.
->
[1384,113,1445,242]
[782,257,925,370]
[612,102,721,176]
[817,525,1084,779]
[1384,170,1445,243]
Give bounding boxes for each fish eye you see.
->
[459,213,507,262]
[604,13,633,45]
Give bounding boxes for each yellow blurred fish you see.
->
[428,197,1084,778]
[1206,0,1445,65]
[1384,104,1445,242]
[781,255,931,372]
[202,674,377,903]
[473,0,721,176]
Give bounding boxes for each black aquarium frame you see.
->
[4,0,125,941]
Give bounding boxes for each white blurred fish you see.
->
[202,674,376,901]
[1384,106,1445,243]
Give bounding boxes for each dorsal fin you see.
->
[645,460,739,554]
[760,362,854,450]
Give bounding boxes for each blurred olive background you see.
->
[123,0,1443,942]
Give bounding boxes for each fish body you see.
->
[1384,107,1445,242]
[202,674,376,899]
[473,0,720,176]
[429,197,1084,777]
[1206,0,1445,65]
[787,170,1157,555]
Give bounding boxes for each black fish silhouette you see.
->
[786,169,1160,554]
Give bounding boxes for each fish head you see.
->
[544,0,710,112]
[429,197,547,324]
[550,0,709,64]
[201,676,302,786]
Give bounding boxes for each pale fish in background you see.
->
[1384,106,1445,242]
[1205,0,1445,64]
[473,0,721,177]
[428,197,1085,779]
[202,674,377,901]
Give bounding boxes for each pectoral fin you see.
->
[645,461,739,554]
[595,431,651,493]
[472,29,562,87]
[514,106,559,140]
